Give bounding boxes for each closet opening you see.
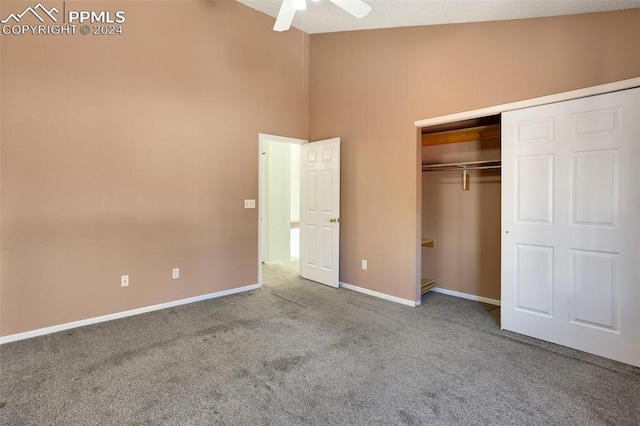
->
[419,114,502,313]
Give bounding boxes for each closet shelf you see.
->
[421,238,435,248]
[421,278,437,295]
[422,124,501,147]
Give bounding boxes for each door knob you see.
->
[330,218,340,223]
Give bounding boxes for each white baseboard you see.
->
[0,283,261,345]
[340,282,419,307]
[431,287,501,306]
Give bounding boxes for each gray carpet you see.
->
[0,264,638,425]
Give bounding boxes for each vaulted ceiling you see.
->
[236,0,640,34]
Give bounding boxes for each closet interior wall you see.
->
[421,129,501,301]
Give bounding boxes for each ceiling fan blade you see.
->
[292,0,306,10]
[273,0,297,32]
[328,0,371,19]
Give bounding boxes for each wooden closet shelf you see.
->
[422,124,500,147]
[421,278,437,295]
[421,238,435,248]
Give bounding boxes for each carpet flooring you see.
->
[0,264,638,425]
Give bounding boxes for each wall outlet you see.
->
[121,275,129,287]
[172,268,180,279]
[361,260,367,270]
[244,199,256,209]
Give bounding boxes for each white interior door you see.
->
[502,88,639,367]
[300,138,340,287]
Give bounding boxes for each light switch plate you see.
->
[244,199,256,208]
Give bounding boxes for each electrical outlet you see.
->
[121,275,129,287]
[361,260,368,270]
[172,268,180,279]
[244,199,256,209]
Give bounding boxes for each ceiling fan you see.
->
[273,0,372,32]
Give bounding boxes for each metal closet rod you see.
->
[421,159,501,172]
[423,165,501,172]
[421,159,501,191]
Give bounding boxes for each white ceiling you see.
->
[236,0,640,34]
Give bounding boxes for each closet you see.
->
[415,81,640,367]
[420,115,502,302]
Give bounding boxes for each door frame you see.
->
[413,77,640,303]
[258,133,308,287]
[414,78,640,129]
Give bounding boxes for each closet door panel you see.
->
[502,87,639,367]
[515,155,554,224]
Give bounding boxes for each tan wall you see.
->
[309,10,640,302]
[2,4,640,337]
[0,1,309,336]
[422,141,502,301]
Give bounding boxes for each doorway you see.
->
[420,115,502,308]
[258,134,342,289]
[259,134,307,286]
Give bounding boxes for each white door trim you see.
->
[258,133,307,287]
[414,77,640,128]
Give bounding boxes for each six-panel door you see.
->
[502,88,639,367]
[300,138,341,288]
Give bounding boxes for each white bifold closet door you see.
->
[502,87,640,367]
